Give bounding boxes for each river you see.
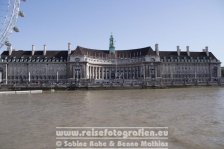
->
[0,87,224,149]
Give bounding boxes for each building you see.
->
[0,35,222,87]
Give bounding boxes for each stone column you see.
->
[106,67,108,79]
[91,66,93,79]
[88,66,91,79]
[96,67,98,79]
[92,66,93,79]
[95,67,97,79]
[86,64,89,79]
[90,66,92,79]
[5,63,8,85]
[102,67,104,79]
[98,67,100,79]
[99,67,101,79]
[94,67,96,79]
[155,66,157,78]
[109,68,112,79]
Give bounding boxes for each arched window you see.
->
[151,58,155,62]
[212,66,218,77]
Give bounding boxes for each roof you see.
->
[159,51,217,59]
[71,46,155,58]
[0,46,219,61]
[1,50,68,59]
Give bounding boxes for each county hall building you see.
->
[0,35,222,87]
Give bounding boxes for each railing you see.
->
[0,77,222,89]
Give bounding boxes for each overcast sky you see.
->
[3,0,224,65]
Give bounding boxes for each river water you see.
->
[0,87,224,149]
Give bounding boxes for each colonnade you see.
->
[86,64,158,80]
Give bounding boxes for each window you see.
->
[151,58,155,62]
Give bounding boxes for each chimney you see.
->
[68,42,71,55]
[205,46,209,56]
[8,45,13,56]
[177,46,181,56]
[155,43,159,56]
[32,45,35,56]
[186,46,190,56]
[43,44,47,56]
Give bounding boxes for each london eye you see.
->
[0,0,25,49]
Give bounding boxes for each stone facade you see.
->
[0,42,221,86]
[70,45,221,86]
[0,46,68,84]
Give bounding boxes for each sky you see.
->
[2,0,224,65]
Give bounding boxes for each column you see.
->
[5,63,8,85]
[86,64,88,79]
[96,67,97,79]
[94,67,96,79]
[92,67,93,79]
[95,67,97,79]
[109,68,111,79]
[106,67,108,79]
[90,66,93,79]
[99,67,101,79]
[98,67,100,79]
[89,66,91,79]
[155,66,157,78]
[102,67,104,79]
